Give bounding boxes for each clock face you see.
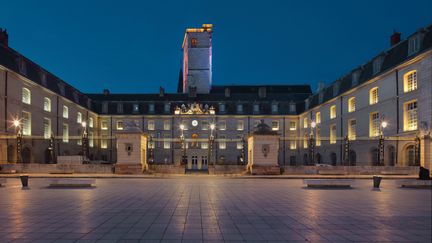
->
[192,120,198,127]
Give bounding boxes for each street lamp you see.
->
[209,123,215,166]
[180,124,186,165]
[378,119,387,166]
[13,119,22,163]
[309,120,316,165]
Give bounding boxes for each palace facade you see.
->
[0,24,431,171]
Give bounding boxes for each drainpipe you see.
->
[4,70,8,162]
[395,70,399,165]
[340,96,343,165]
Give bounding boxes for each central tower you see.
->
[181,24,213,94]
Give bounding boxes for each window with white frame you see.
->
[43,97,51,112]
[76,112,82,123]
[408,36,420,55]
[315,112,321,124]
[404,100,418,131]
[101,120,108,130]
[370,112,380,137]
[369,87,379,105]
[116,121,124,130]
[373,57,383,74]
[303,133,308,148]
[164,134,171,149]
[271,103,278,113]
[89,132,94,147]
[163,120,170,130]
[63,106,68,119]
[101,135,108,149]
[348,119,356,140]
[219,136,226,149]
[348,97,356,112]
[290,140,297,150]
[77,129,82,145]
[237,104,243,113]
[330,124,336,144]
[271,121,279,131]
[289,121,297,131]
[89,117,93,128]
[62,123,69,143]
[148,120,155,130]
[43,118,51,139]
[404,71,418,92]
[303,117,308,128]
[237,120,244,131]
[22,111,31,136]
[330,105,336,119]
[219,120,226,130]
[316,128,321,146]
[22,87,31,104]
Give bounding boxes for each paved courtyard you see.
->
[0,177,431,243]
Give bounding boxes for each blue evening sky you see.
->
[1,0,431,94]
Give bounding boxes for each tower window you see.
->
[191,38,198,47]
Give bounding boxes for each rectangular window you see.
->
[271,121,279,131]
[404,100,418,131]
[62,123,69,143]
[63,105,68,119]
[272,103,278,113]
[370,112,380,137]
[303,118,308,128]
[219,120,226,130]
[237,120,244,131]
[43,118,51,139]
[163,120,170,130]
[289,121,297,131]
[330,105,336,119]
[201,121,209,130]
[330,124,336,144]
[149,103,155,113]
[164,103,170,113]
[22,111,31,136]
[370,87,379,105]
[236,136,243,149]
[316,112,321,124]
[89,132,94,148]
[89,117,93,127]
[116,121,124,130]
[164,134,171,149]
[219,136,226,149]
[237,104,243,113]
[102,102,108,113]
[253,104,259,113]
[117,103,123,113]
[133,104,139,113]
[404,71,418,92]
[101,136,108,149]
[316,128,321,146]
[348,97,356,113]
[22,88,31,104]
[77,112,82,124]
[219,104,226,113]
[148,120,155,130]
[290,140,297,150]
[348,119,357,140]
[43,97,51,112]
[303,134,308,148]
[101,120,108,130]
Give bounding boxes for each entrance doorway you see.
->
[186,154,209,172]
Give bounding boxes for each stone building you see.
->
[0,24,431,172]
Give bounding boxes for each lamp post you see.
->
[180,124,186,165]
[13,120,22,163]
[378,120,387,166]
[343,135,350,165]
[48,133,55,164]
[81,121,89,161]
[309,121,316,165]
[239,136,246,165]
[209,123,215,166]
[148,135,154,164]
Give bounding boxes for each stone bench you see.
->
[0,178,6,186]
[380,171,409,175]
[47,178,96,187]
[318,170,348,175]
[395,179,432,188]
[304,179,356,188]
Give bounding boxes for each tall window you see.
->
[271,121,279,131]
[369,87,379,105]
[101,136,108,149]
[163,120,171,130]
[22,87,31,104]
[330,105,336,119]
[236,136,243,149]
[303,133,308,148]
[330,124,336,144]
[404,100,418,131]
[164,134,171,149]
[348,119,356,140]
[237,120,244,131]
[290,140,297,150]
[316,128,321,146]
[43,118,51,139]
[63,106,69,119]
[315,112,321,124]
[77,112,82,124]
[303,118,308,128]
[289,121,297,131]
[404,71,418,92]
[219,136,226,149]
[62,123,69,143]
[148,120,155,130]
[219,121,226,130]
[89,132,94,147]
[89,117,94,128]
[348,97,356,112]
[116,121,124,130]
[43,97,51,112]
[370,112,380,137]
[22,111,31,136]
[101,120,108,130]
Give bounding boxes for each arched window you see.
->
[405,145,418,166]
[22,87,31,104]
[403,70,417,92]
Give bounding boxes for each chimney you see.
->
[390,31,401,46]
[0,28,8,47]
[159,87,165,97]
[224,88,231,97]
[103,89,110,95]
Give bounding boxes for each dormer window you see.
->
[133,104,139,113]
[73,92,79,103]
[58,83,65,96]
[408,35,420,56]
[352,70,360,86]
[237,104,243,113]
[289,102,296,113]
[333,82,340,96]
[219,103,226,113]
[102,102,108,113]
[271,103,278,113]
[149,103,155,113]
[164,103,170,113]
[117,103,123,114]
[373,56,384,75]
[253,104,260,113]
[40,71,47,87]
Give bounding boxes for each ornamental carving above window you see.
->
[174,103,215,115]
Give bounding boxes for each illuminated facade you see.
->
[0,24,431,171]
